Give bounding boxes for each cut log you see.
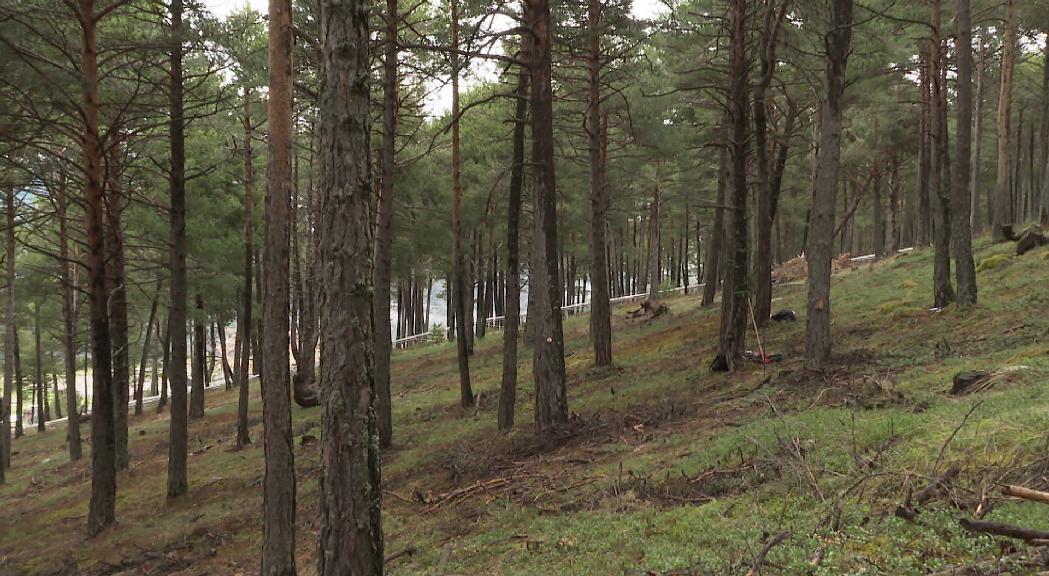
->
[951,371,992,396]
[1002,485,1049,506]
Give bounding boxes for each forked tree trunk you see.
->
[499,66,529,431]
[952,0,977,307]
[527,0,569,434]
[804,0,853,369]
[315,0,385,569]
[135,281,161,416]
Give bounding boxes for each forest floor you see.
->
[4,237,1049,575]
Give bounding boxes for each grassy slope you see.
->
[3,238,1049,575]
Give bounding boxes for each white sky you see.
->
[204,0,667,114]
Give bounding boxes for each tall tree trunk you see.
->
[714,0,750,371]
[78,0,117,533]
[646,178,662,303]
[702,122,729,307]
[888,154,901,251]
[105,131,129,470]
[752,0,789,326]
[237,88,254,449]
[135,281,161,416]
[14,310,22,439]
[953,0,978,307]
[972,35,985,231]
[499,67,529,431]
[450,0,474,407]
[157,315,170,413]
[372,0,398,448]
[166,0,189,500]
[2,188,13,477]
[1040,38,1049,225]
[189,294,206,419]
[262,0,298,570]
[804,0,852,369]
[527,0,569,434]
[587,6,612,364]
[872,162,885,258]
[315,0,385,569]
[56,177,81,461]
[929,15,955,308]
[917,52,931,247]
[992,0,1016,241]
[52,373,62,420]
[34,308,44,432]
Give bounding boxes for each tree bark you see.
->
[917,52,931,247]
[372,0,398,447]
[928,16,955,308]
[105,131,129,470]
[450,0,474,407]
[971,34,985,231]
[237,88,254,449]
[1040,38,1049,225]
[646,177,662,303]
[992,0,1016,241]
[135,281,161,416]
[872,162,885,258]
[166,0,189,500]
[262,0,298,570]
[78,0,117,533]
[804,0,852,369]
[315,0,385,569]
[2,187,13,477]
[190,294,206,419]
[587,3,612,364]
[34,308,44,432]
[702,122,729,307]
[715,0,750,370]
[527,0,569,434]
[56,176,81,461]
[752,0,789,326]
[499,67,529,431]
[952,0,978,307]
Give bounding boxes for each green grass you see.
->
[4,238,1049,575]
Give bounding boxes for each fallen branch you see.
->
[959,518,1049,541]
[1001,485,1049,506]
[745,530,790,576]
[384,546,417,565]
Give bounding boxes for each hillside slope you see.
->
[3,238,1049,575]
